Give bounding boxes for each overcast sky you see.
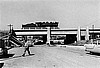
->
[0,0,100,30]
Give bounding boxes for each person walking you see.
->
[22,39,31,56]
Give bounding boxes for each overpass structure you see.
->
[10,21,100,44]
[14,27,100,44]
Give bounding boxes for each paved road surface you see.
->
[2,46,100,68]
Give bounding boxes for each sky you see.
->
[0,0,100,30]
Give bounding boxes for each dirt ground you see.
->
[1,45,100,68]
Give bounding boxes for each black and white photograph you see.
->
[0,0,100,68]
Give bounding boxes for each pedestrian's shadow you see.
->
[12,54,35,58]
[0,54,35,59]
[27,54,35,56]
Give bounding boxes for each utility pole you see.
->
[47,27,51,46]
[7,24,13,46]
[8,24,13,33]
[77,26,81,41]
[92,25,94,39]
[91,25,94,44]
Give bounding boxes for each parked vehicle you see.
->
[0,39,8,56]
[34,39,43,45]
[84,38,100,54]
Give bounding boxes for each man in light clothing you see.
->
[22,39,32,56]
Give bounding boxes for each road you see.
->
[2,45,100,68]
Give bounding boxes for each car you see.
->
[34,39,44,45]
[84,39,100,54]
[0,39,8,56]
[0,48,3,55]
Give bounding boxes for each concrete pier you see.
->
[46,27,50,45]
[77,26,81,41]
[85,26,89,40]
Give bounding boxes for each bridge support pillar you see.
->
[46,27,50,46]
[85,26,89,40]
[77,26,81,41]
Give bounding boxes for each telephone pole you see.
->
[8,24,13,32]
[92,25,94,39]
